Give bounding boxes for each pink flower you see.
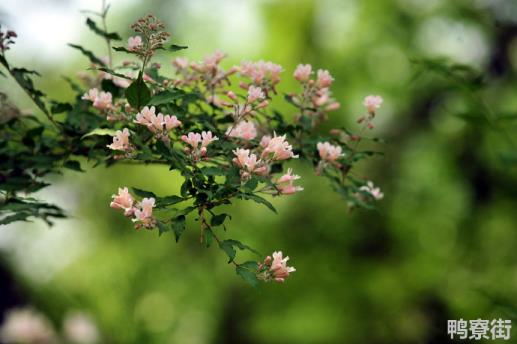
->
[92,91,112,110]
[259,135,272,148]
[172,57,189,70]
[133,197,156,226]
[317,142,343,162]
[233,148,257,169]
[181,132,202,148]
[359,181,384,200]
[110,187,134,216]
[204,50,226,67]
[107,128,131,151]
[270,251,296,282]
[201,131,218,147]
[135,106,181,133]
[81,88,98,102]
[226,121,257,140]
[293,64,312,82]
[164,115,182,130]
[82,88,112,110]
[316,69,333,88]
[127,36,143,51]
[134,106,156,126]
[363,95,383,114]
[0,308,56,344]
[239,60,283,86]
[276,168,303,195]
[261,133,298,161]
[247,85,265,103]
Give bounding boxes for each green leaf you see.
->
[112,46,134,53]
[50,101,73,114]
[64,160,83,172]
[85,18,122,41]
[155,195,185,208]
[171,215,186,242]
[201,166,225,176]
[68,44,107,66]
[244,177,259,192]
[125,73,151,110]
[204,228,214,248]
[240,261,259,270]
[96,67,133,80]
[211,213,229,227]
[168,44,188,52]
[219,239,259,263]
[81,128,117,139]
[0,212,32,225]
[148,89,186,106]
[236,265,259,287]
[239,193,276,213]
[132,188,156,198]
[157,221,169,236]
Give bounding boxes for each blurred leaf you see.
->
[64,160,83,172]
[85,18,122,41]
[81,128,117,139]
[68,43,107,66]
[168,44,188,52]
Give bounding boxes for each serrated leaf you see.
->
[239,193,276,213]
[168,44,188,52]
[85,18,122,41]
[210,213,229,227]
[155,195,185,208]
[50,101,73,114]
[68,44,107,66]
[132,188,156,198]
[157,221,169,236]
[125,73,151,110]
[219,239,258,263]
[148,89,186,106]
[171,215,186,242]
[236,265,259,287]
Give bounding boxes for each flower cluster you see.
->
[290,64,340,126]
[128,14,170,60]
[82,88,113,111]
[358,95,383,129]
[134,106,182,142]
[0,13,385,287]
[181,131,219,160]
[171,51,237,106]
[359,181,384,201]
[239,60,283,95]
[258,251,296,283]
[107,128,132,155]
[110,187,156,229]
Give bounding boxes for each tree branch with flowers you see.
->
[0,8,384,286]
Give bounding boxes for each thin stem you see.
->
[101,0,113,68]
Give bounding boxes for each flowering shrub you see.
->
[0,9,384,286]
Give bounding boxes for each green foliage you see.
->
[85,18,122,41]
[68,43,108,67]
[125,73,151,109]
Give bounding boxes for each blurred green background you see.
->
[1,0,517,343]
